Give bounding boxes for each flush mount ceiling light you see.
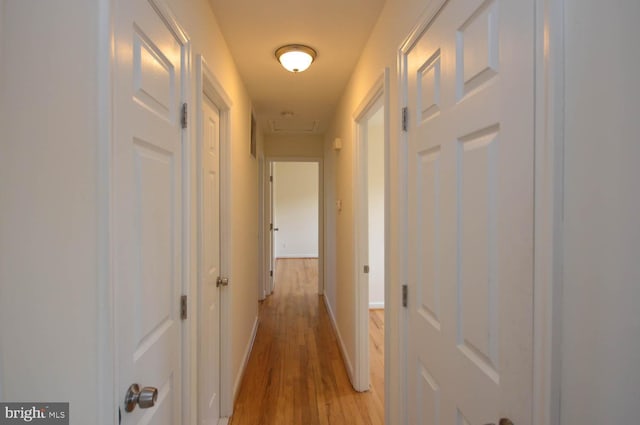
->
[275,44,317,73]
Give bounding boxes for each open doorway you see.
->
[269,161,320,293]
[354,71,388,401]
[365,105,385,402]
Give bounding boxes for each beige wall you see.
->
[324,0,434,418]
[265,134,324,158]
[0,0,261,422]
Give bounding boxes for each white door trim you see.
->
[258,157,266,301]
[396,0,566,424]
[195,54,234,420]
[352,69,390,393]
[532,1,565,424]
[265,161,275,295]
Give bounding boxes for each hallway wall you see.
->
[265,134,324,158]
[323,0,437,419]
[0,0,261,422]
[1,1,102,421]
[561,1,640,423]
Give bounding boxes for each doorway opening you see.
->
[267,160,321,295]
[354,70,389,401]
[364,104,385,403]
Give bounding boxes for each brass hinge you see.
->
[270,270,273,277]
[216,276,229,287]
[180,295,187,320]
[402,284,408,308]
[269,175,273,182]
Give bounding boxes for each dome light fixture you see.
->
[275,44,317,73]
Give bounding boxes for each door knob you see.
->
[484,418,514,425]
[124,383,158,412]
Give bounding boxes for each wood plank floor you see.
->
[229,258,384,425]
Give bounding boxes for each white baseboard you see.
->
[369,302,384,309]
[323,294,355,386]
[217,418,229,425]
[232,316,259,403]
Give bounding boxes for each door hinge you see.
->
[364,265,370,274]
[270,270,273,277]
[181,103,188,129]
[180,295,187,320]
[402,284,408,307]
[269,175,273,182]
[270,223,273,231]
[402,107,408,132]
[216,276,229,287]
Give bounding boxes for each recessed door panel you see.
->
[417,147,442,330]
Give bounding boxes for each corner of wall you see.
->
[232,315,259,403]
[323,294,355,385]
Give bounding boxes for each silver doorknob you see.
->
[484,418,514,425]
[124,383,158,412]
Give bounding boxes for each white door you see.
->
[113,0,187,423]
[198,96,221,424]
[405,0,534,424]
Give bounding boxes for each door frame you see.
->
[396,0,566,424]
[258,156,266,300]
[262,160,275,297]
[195,54,233,420]
[352,69,390,393]
[265,157,324,295]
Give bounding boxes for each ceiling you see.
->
[207,0,386,135]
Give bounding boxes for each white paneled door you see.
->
[114,0,187,424]
[198,97,221,424]
[405,0,534,424]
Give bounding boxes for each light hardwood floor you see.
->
[229,258,384,425]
